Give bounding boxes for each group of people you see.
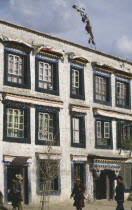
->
[70,175,125,210]
[9,174,23,210]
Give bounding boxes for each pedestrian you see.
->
[10,174,23,210]
[115,175,125,210]
[70,178,85,210]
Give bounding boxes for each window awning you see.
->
[93,108,132,121]
[3,155,32,166]
[36,153,61,160]
[71,155,87,162]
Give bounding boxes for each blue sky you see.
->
[0,0,132,61]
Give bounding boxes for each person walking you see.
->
[10,174,23,210]
[70,178,85,210]
[115,175,125,210]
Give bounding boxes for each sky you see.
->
[0,0,132,61]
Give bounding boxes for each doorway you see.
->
[7,165,29,204]
[95,170,115,200]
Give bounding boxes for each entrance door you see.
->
[7,165,29,204]
[95,170,115,200]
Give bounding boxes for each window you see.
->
[38,113,53,141]
[72,69,79,95]
[116,79,130,109]
[39,160,60,193]
[95,76,107,101]
[36,108,60,146]
[117,121,132,150]
[3,104,30,143]
[95,118,112,149]
[70,65,85,100]
[38,62,53,90]
[71,113,86,148]
[4,47,30,88]
[35,56,59,95]
[94,72,111,105]
[7,108,24,138]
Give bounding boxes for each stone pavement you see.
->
[5,199,132,210]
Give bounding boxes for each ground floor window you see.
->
[39,160,60,193]
[119,164,132,192]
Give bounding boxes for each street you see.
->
[6,199,132,210]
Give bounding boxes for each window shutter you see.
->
[117,121,121,148]
[126,83,130,106]
[53,63,58,91]
[53,112,60,146]
[106,77,110,102]
[79,116,85,146]
[24,109,28,139]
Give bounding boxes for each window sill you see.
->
[95,145,113,149]
[35,87,59,96]
[70,94,85,100]
[94,99,111,106]
[35,140,60,146]
[4,81,30,89]
[71,143,86,148]
[3,138,31,144]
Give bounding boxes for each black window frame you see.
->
[115,77,131,109]
[116,120,132,150]
[35,55,59,96]
[38,159,61,195]
[95,116,113,149]
[3,102,30,144]
[70,64,85,100]
[4,47,30,89]
[93,70,111,106]
[35,107,60,146]
[71,112,86,148]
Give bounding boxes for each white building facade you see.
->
[0,20,131,206]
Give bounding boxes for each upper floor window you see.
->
[4,47,30,89]
[3,104,30,143]
[35,55,59,95]
[38,62,53,90]
[36,107,60,146]
[70,64,85,100]
[94,70,111,105]
[71,113,86,148]
[116,78,130,109]
[117,120,132,150]
[95,117,112,149]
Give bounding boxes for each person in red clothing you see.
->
[70,178,85,210]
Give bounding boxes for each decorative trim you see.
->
[71,155,87,162]
[35,54,58,63]
[4,42,32,53]
[115,76,130,83]
[70,63,84,70]
[38,48,63,59]
[36,153,61,160]
[4,46,27,56]
[3,155,32,163]
[93,69,111,77]
[92,62,132,79]
[93,108,132,121]
[70,104,90,113]
[3,93,63,108]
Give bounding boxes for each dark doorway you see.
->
[7,165,29,204]
[95,170,115,200]
[73,162,85,184]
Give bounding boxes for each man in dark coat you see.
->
[115,176,125,210]
[70,178,85,210]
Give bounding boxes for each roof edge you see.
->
[0,19,132,65]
